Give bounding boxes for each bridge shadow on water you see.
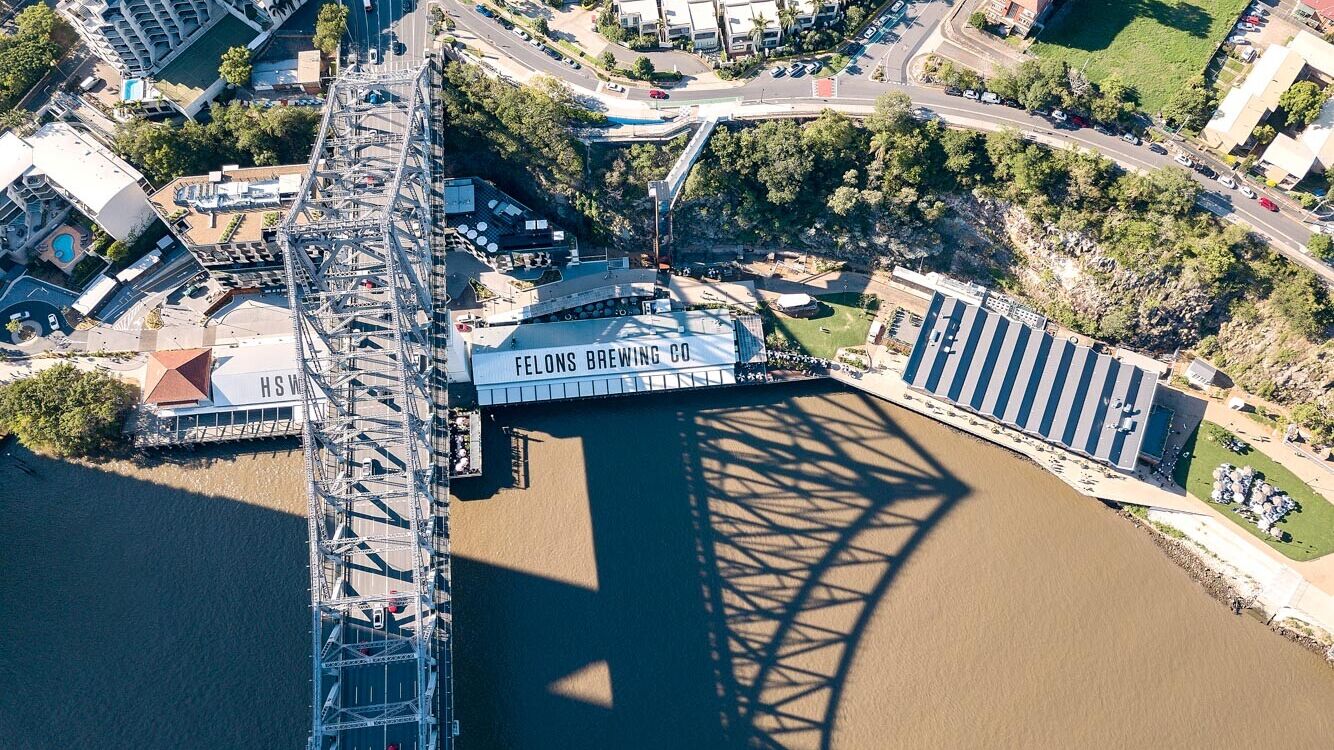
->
[453,381,971,749]
[0,440,310,749]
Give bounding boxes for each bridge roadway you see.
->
[282,57,449,750]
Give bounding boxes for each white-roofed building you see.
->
[687,0,721,49]
[469,310,766,406]
[662,0,694,41]
[616,0,662,36]
[1200,44,1304,152]
[72,273,120,316]
[786,0,839,29]
[1260,97,1334,186]
[132,336,308,446]
[1202,31,1334,155]
[0,123,154,263]
[724,0,782,53]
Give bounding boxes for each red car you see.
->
[648,89,668,99]
[1244,14,1261,23]
[1259,196,1279,212]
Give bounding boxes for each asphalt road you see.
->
[445,0,1332,284]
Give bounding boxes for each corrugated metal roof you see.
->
[470,309,735,353]
[903,294,1158,471]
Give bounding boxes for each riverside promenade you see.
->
[828,363,1334,651]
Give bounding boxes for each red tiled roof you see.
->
[143,348,212,405]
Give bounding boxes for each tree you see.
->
[5,319,19,335]
[968,11,987,29]
[1279,81,1326,129]
[313,3,350,57]
[1252,123,1277,145]
[218,46,252,87]
[1307,233,1334,261]
[533,17,551,37]
[1271,267,1333,339]
[1161,78,1214,131]
[1090,75,1133,124]
[778,5,797,30]
[749,14,773,51]
[599,50,616,69]
[631,55,654,80]
[0,4,62,107]
[0,364,138,457]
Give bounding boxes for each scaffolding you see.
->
[280,62,452,750]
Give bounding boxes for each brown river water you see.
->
[3,382,1332,749]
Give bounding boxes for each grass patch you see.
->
[766,292,877,359]
[1031,0,1249,113]
[1173,421,1334,561]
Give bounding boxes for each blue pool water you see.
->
[52,233,76,263]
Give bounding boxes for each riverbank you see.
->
[825,366,1334,659]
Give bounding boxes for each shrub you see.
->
[0,364,138,457]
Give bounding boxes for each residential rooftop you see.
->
[151,164,310,247]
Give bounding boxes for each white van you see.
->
[78,76,102,92]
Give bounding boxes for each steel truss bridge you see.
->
[280,61,454,750]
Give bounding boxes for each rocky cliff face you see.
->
[961,197,1332,410]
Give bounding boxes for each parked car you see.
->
[648,89,668,99]
[474,3,493,15]
[8,310,28,322]
[980,91,1000,104]
[1121,132,1141,145]
[1238,22,1261,32]
[78,75,103,92]
[1068,114,1089,128]
[47,313,59,330]
[962,89,980,100]
[890,0,905,12]
[1250,5,1269,16]
[1243,14,1262,24]
[1001,98,1022,108]
[1239,184,1256,198]
[528,36,541,47]
[1093,123,1114,135]
[861,25,877,40]
[1240,47,1258,63]
[512,27,529,39]
[1174,153,1193,167]
[1228,35,1249,45]
[772,65,786,77]
[944,86,963,97]
[1148,142,1168,155]
[1218,175,1237,189]
[790,62,807,77]
[1259,196,1279,211]
[1050,109,1068,122]
[565,58,581,69]
[1195,163,1218,179]
[605,81,624,92]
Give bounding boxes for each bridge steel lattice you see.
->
[280,62,453,750]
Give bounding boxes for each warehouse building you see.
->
[903,293,1160,471]
[469,309,766,406]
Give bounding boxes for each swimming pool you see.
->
[51,233,76,264]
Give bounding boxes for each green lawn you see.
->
[768,292,877,359]
[1031,0,1249,113]
[1173,422,1334,561]
[155,14,257,106]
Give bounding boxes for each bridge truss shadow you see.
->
[453,382,970,749]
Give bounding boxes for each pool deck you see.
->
[39,226,89,273]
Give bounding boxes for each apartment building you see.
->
[616,0,661,37]
[723,0,781,54]
[788,0,839,29]
[59,0,226,77]
[0,123,154,264]
[984,0,1051,37]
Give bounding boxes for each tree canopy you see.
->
[0,5,64,108]
[0,364,137,457]
[1279,81,1326,130]
[218,46,252,87]
[313,3,350,57]
[116,103,321,183]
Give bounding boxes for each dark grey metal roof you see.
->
[902,293,1158,471]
